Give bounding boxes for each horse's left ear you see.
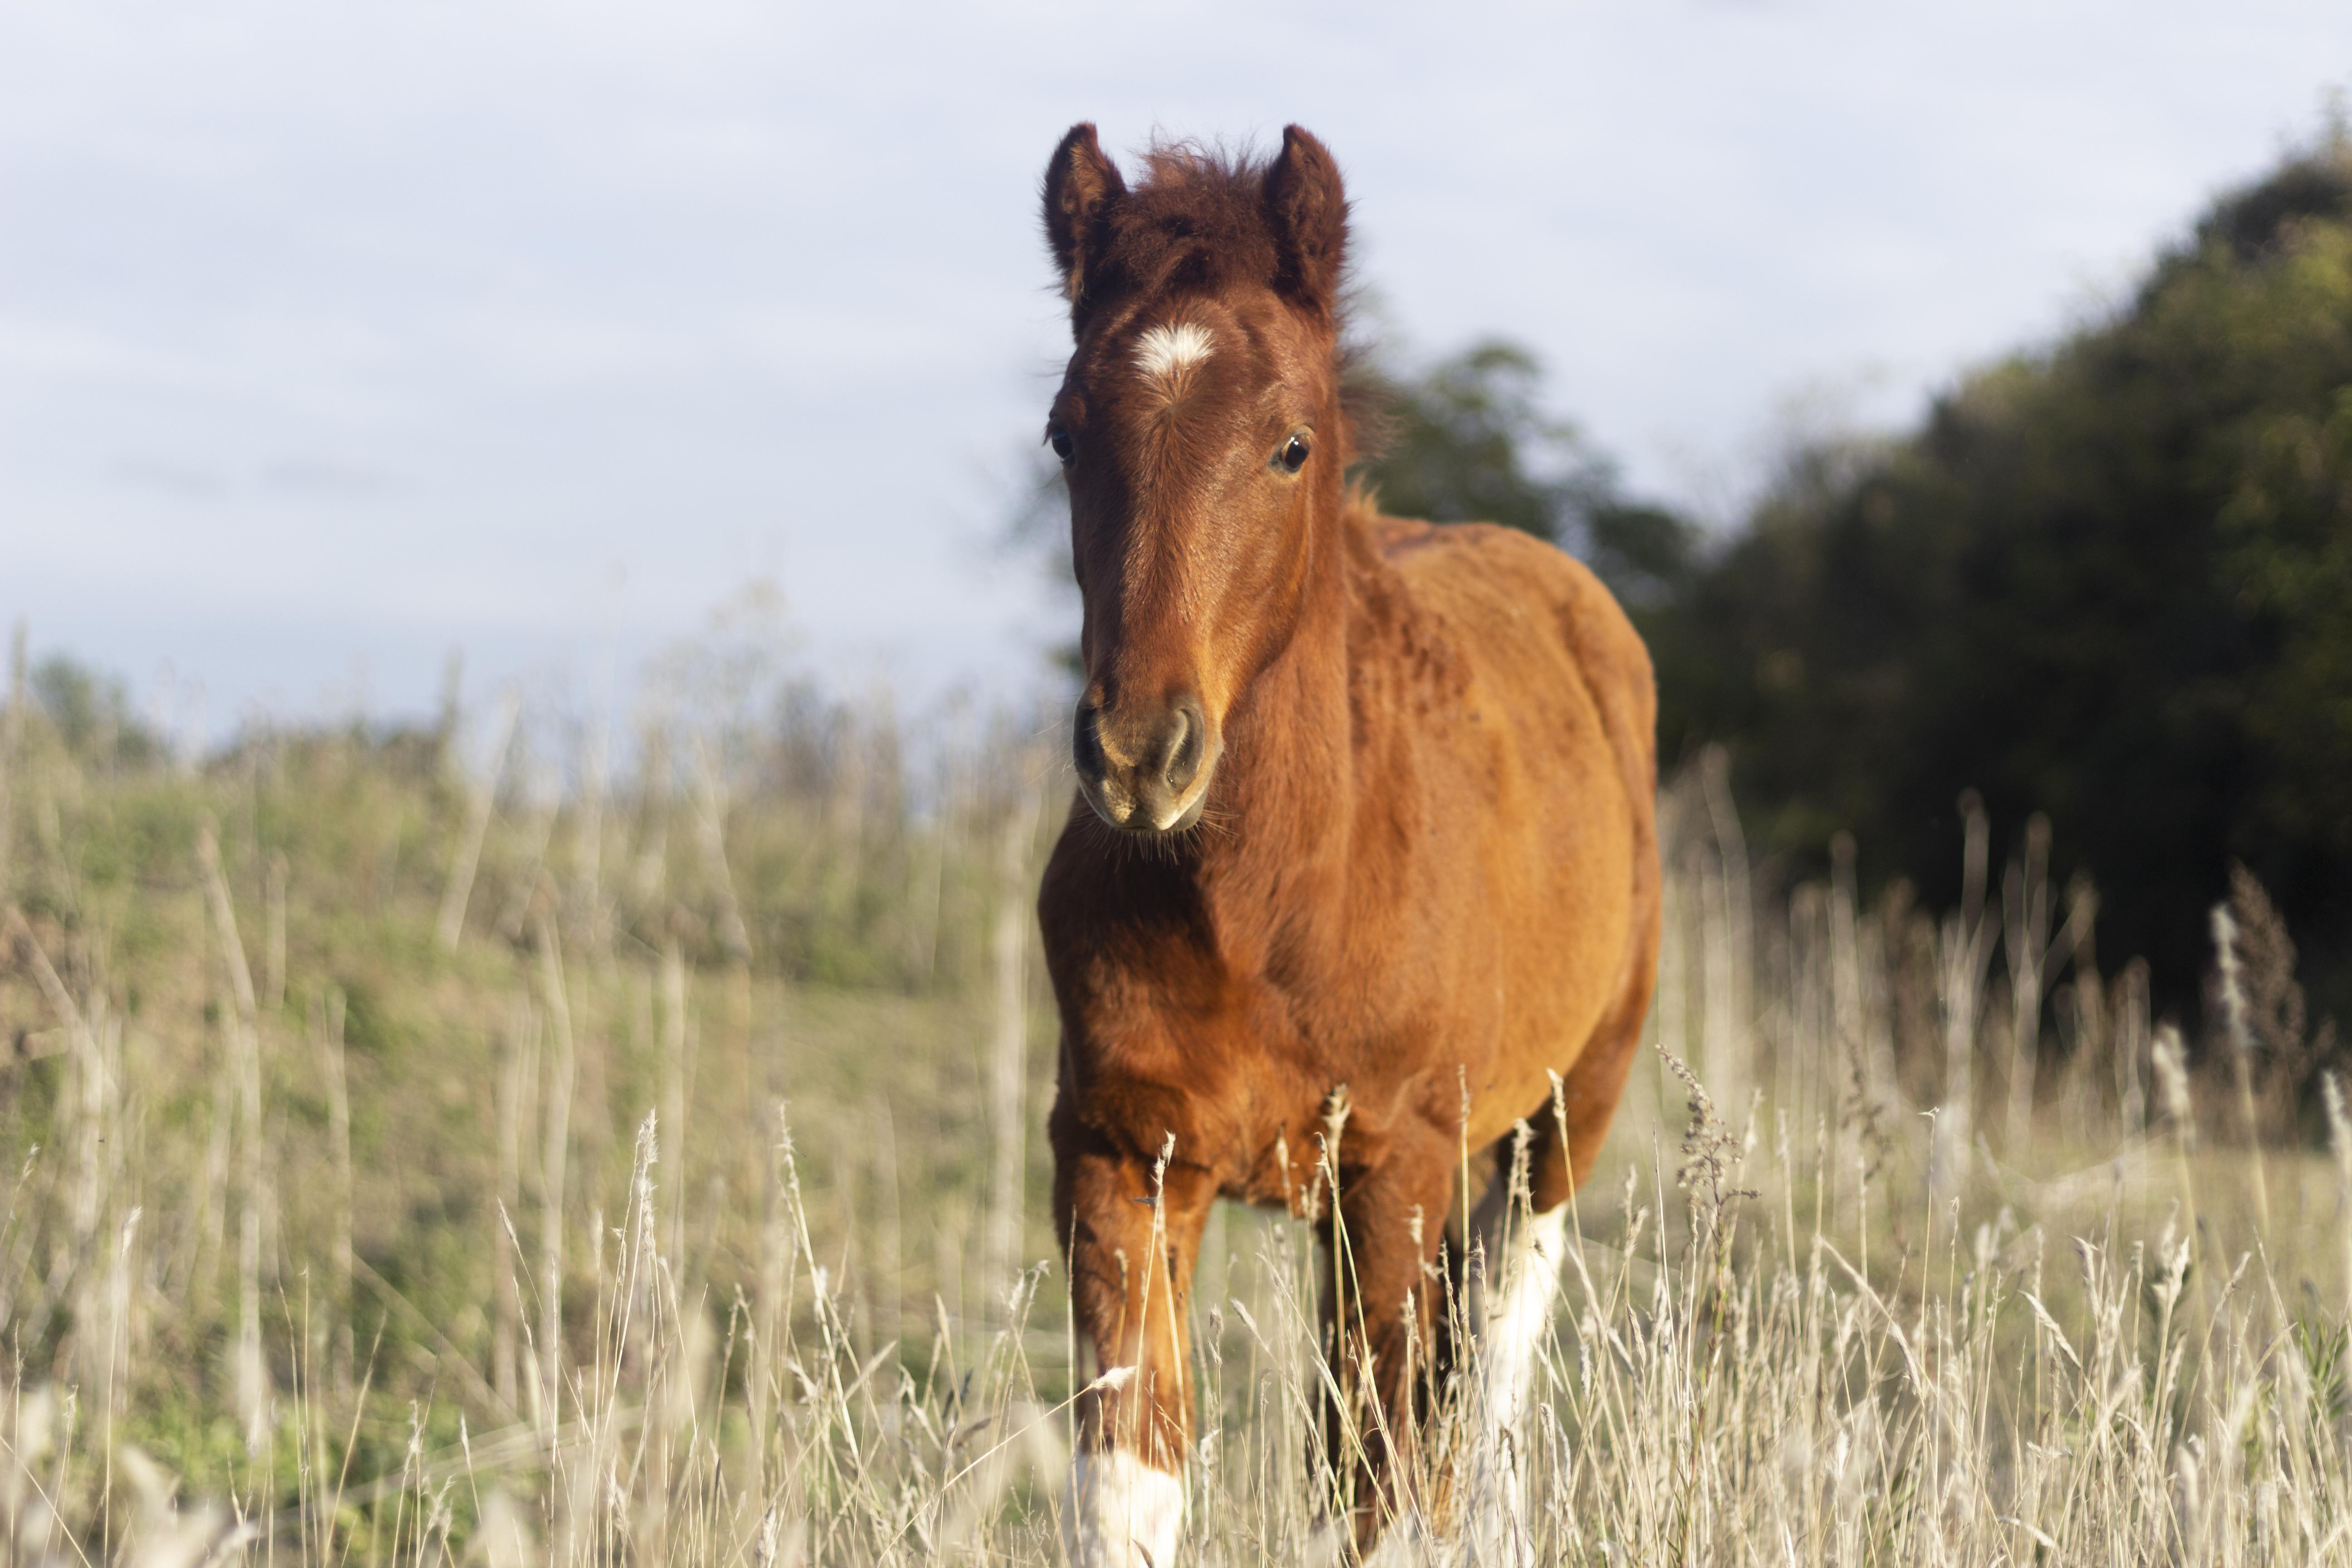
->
[1043,123,1127,318]
[1262,126,1348,319]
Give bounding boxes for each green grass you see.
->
[2,683,2350,1565]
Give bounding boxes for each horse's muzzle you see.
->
[1073,695,1216,835]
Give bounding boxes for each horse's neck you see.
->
[1192,521,1381,941]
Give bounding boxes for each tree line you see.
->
[1362,128,2352,1034]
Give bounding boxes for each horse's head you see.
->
[1040,124,1354,837]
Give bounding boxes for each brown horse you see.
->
[1035,123,1660,1565]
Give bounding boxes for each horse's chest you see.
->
[1070,921,1507,1180]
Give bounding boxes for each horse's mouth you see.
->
[1080,774,1210,838]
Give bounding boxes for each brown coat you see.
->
[1036,122,1660,1540]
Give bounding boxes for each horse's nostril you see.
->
[1078,696,1208,825]
[1162,698,1207,794]
[1073,704,1107,784]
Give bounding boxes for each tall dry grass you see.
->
[1,632,2349,1565]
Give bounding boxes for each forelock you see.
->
[1088,141,1286,306]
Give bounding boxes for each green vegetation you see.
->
[1631,130,2352,1027]
[1356,339,1703,612]
[1357,338,1604,543]
[1,662,2346,1563]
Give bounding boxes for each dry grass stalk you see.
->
[4,705,2352,1566]
[690,738,752,966]
[318,987,356,1397]
[1931,789,1995,1204]
[534,911,577,1450]
[0,621,23,897]
[197,819,270,1455]
[2000,813,2054,1152]
[2210,898,2275,1240]
[2326,1072,2352,1318]
[436,687,519,951]
[574,714,609,958]
[492,990,530,1415]
[985,772,1044,1314]
[264,851,287,1017]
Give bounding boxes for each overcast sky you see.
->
[3,0,2346,737]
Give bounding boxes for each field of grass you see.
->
[3,649,2350,1565]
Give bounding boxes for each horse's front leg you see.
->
[1324,1154,1455,1554]
[1052,1105,1216,1568]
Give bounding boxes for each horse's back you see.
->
[1367,514,1656,818]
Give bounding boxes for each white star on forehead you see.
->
[1132,321,1214,390]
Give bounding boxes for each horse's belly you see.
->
[1455,691,1637,1145]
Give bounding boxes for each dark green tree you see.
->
[1648,131,2352,1019]
[30,655,166,769]
[1357,339,1701,612]
[1358,340,1598,541]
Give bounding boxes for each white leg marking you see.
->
[1360,1509,1435,1568]
[1480,1202,1567,1435]
[1064,1447,1185,1568]
[1308,1507,1433,1568]
[1466,1201,1567,1566]
[1300,1518,1348,1568]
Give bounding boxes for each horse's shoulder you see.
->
[1361,514,1657,782]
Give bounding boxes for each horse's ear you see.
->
[1043,123,1127,315]
[1262,125,1348,319]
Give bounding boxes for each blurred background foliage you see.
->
[1357,339,1702,610]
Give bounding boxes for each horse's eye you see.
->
[1275,434,1311,475]
[1048,425,1075,464]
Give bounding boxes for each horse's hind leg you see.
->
[1313,1152,1455,1559]
[1451,835,1657,1560]
[1455,1146,1568,1566]
[1463,1152,1569,1436]
[1533,836,1663,1210]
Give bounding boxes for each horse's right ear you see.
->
[1043,123,1127,317]
[1262,126,1347,321]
